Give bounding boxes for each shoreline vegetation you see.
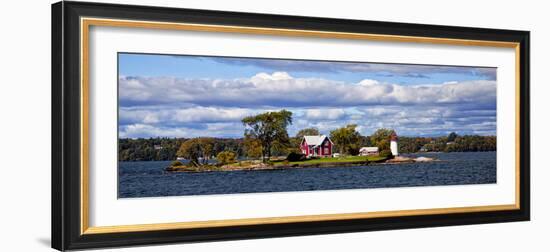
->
[119,109,494,173]
[118,133,497,162]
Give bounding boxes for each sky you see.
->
[118,53,497,139]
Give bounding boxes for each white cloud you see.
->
[304,108,346,120]
[119,72,496,108]
[118,72,497,138]
[171,107,252,123]
[358,79,380,86]
[120,104,497,138]
[119,106,255,125]
[251,71,293,81]
[119,122,245,138]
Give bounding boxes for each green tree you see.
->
[197,138,214,163]
[287,137,302,155]
[242,110,293,163]
[170,160,183,167]
[176,138,214,166]
[370,128,394,152]
[447,132,458,142]
[358,135,372,148]
[216,150,237,165]
[330,124,361,155]
[271,139,293,156]
[379,149,393,158]
[295,128,320,138]
[243,134,263,158]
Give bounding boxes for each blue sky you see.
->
[120,53,495,85]
[118,53,497,138]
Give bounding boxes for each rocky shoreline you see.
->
[385,156,436,163]
[165,156,436,173]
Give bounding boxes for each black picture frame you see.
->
[52,1,530,251]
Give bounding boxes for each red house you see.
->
[300,135,333,157]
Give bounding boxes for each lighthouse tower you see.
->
[390,131,399,156]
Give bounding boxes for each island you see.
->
[163,113,437,173]
[116,110,493,173]
[165,155,393,172]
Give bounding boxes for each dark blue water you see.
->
[118,152,496,198]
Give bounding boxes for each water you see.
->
[118,152,496,198]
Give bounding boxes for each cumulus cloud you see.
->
[119,72,496,138]
[118,105,496,138]
[119,72,496,108]
[119,122,245,138]
[304,109,346,120]
[119,106,256,126]
[349,105,496,136]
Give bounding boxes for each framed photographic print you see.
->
[52,1,530,250]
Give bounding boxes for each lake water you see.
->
[118,152,496,198]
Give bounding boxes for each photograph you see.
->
[117,53,498,198]
[48,1,533,250]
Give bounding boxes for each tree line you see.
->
[118,137,244,162]
[119,110,496,162]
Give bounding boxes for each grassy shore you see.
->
[272,155,386,166]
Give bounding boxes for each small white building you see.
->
[359,147,379,156]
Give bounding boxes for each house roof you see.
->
[360,147,379,152]
[390,131,398,141]
[303,135,332,146]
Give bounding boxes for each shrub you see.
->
[287,152,306,162]
[170,160,184,167]
[216,151,237,165]
[379,150,394,158]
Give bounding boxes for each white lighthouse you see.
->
[390,131,399,156]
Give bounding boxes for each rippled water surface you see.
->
[118,152,496,198]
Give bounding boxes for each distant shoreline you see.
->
[120,151,498,163]
[118,135,497,163]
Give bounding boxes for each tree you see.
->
[447,132,458,142]
[370,128,394,152]
[243,134,263,158]
[176,138,214,166]
[197,138,214,163]
[329,124,361,155]
[216,151,237,165]
[295,128,320,138]
[242,110,293,163]
[379,149,393,158]
[271,139,292,156]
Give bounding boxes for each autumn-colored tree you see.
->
[216,150,237,165]
[243,134,263,158]
[242,110,293,162]
[176,137,214,166]
[370,128,395,152]
[330,124,361,155]
[295,127,320,138]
